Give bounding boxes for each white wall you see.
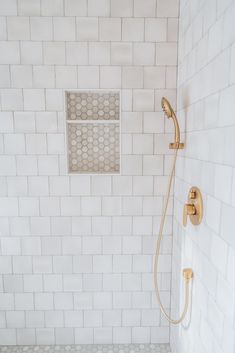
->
[0,0,179,345]
[171,0,235,353]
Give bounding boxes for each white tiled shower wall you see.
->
[171,0,235,353]
[0,0,179,346]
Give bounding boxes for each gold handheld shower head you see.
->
[161,97,184,150]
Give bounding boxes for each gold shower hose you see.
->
[153,149,191,324]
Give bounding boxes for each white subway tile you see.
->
[112,216,132,235]
[122,19,144,41]
[122,155,142,175]
[17,329,35,345]
[63,274,82,291]
[21,41,43,64]
[0,41,19,64]
[36,328,55,345]
[76,18,98,41]
[43,42,66,65]
[157,0,179,17]
[132,327,150,343]
[92,217,111,235]
[65,311,83,327]
[11,65,32,88]
[53,17,76,41]
[77,66,99,88]
[30,17,53,40]
[111,42,132,65]
[18,0,40,15]
[122,196,142,216]
[0,17,7,40]
[26,134,46,154]
[99,18,121,41]
[93,255,112,273]
[91,176,111,195]
[7,17,30,40]
[15,293,34,310]
[135,0,156,16]
[55,66,77,88]
[75,328,93,344]
[122,66,143,89]
[35,293,53,310]
[16,156,37,176]
[33,66,55,89]
[103,310,121,326]
[89,42,110,65]
[88,0,110,16]
[4,134,25,155]
[55,328,74,344]
[0,198,18,216]
[65,0,87,16]
[156,43,178,65]
[72,217,92,236]
[38,156,59,175]
[122,236,141,254]
[94,328,112,344]
[0,112,13,133]
[41,0,64,16]
[0,0,17,15]
[81,197,101,216]
[113,327,131,344]
[145,18,167,41]
[1,89,23,110]
[26,311,44,328]
[41,236,61,255]
[7,176,27,196]
[133,90,154,112]
[35,112,57,133]
[111,0,133,17]
[82,237,102,254]
[100,66,121,88]
[66,42,88,65]
[24,89,45,111]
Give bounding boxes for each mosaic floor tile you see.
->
[0,344,171,353]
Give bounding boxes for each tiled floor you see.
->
[0,344,171,353]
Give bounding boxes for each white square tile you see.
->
[77,18,98,41]
[53,17,76,41]
[100,18,121,41]
[111,0,133,17]
[122,19,144,41]
[7,17,30,40]
[134,0,156,17]
[66,42,88,65]
[65,0,87,16]
[41,0,64,16]
[88,0,110,16]
[30,17,53,40]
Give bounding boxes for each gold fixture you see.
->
[153,104,193,325]
[183,186,203,226]
[161,97,184,149]
[183,268,194,282]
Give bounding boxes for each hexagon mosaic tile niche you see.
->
[66,91,120,174]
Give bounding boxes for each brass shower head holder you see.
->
[169,142,184,149]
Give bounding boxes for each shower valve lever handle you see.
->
[183,203,196,226]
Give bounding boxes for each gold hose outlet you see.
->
[183,268,193,282]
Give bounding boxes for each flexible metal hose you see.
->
[153,149,190,324]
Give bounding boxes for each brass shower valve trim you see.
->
[183,186,203,226]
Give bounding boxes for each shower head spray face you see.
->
[161,97,174,118]
[161,96,184,150]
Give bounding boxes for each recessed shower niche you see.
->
[66,91,120,174]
